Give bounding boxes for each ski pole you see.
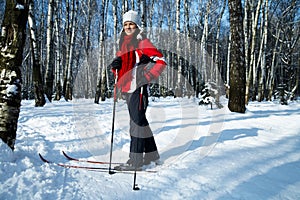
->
[109,70,118,175]
[133,169,140,190]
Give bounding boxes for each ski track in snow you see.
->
[1,97,300,200]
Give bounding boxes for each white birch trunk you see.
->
[147,0,155,38]
[200,0,212,82]
[54,0,62,101]
[65,0,78,100]
[258,0,268,101]
[141,0,147,29]
[100,0,108,101]
[214,0,226,106]
[245,0,263,104]
[267,21,280,100]
[243,0,249,78]
[45,0,55,101]
[176,0,182,96]
[123,0,128,13]
[112,0,118,55]
[28,0,46,106]
[226,32,231,97]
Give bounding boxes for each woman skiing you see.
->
[110,10,166,169]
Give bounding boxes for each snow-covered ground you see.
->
[1,96,300,200]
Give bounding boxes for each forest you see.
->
[0,0,299,149]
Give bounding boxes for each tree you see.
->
[0,0,29,150]
[100,0,108,102]
[95,0,108,103]
[53,0,63,101]
[245,0,263,103]
[175,0,182,97]
[44,0,55,101]
[65,0,78,101]
[228,0,246,113]
[28,0,46,107]
[257,0,269,102]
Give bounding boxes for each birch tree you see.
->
[257,0,268,101]
[228,0,246,113]
[123,0,128,13]
[175,0,182,97]
[184,0,191,93]
[214,0,226,107]
[245,0,263,104]
[112,0,118,55]
[243,0,250,80]
[54,0,62,101]
[65,0,78,101]
[200,0,212,84]
[95,0,108,103]
[44,0,55,101]
[28,0,46,107]
[0,0,29,149]
[131,0,135,10]
[140,0,147,29]
[83,0,94,99]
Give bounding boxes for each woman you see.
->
[110,10,166,169]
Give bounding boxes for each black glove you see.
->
[138,54,151,65]
[109,57,122,70]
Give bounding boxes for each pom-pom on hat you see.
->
[122,10,141,29]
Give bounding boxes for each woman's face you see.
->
[123,21,137,35]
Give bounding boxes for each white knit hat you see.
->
[122,10,141,29]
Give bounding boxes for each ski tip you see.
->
[62,151,70,159]
[38,153,49,163]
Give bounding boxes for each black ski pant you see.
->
[123,86,159,166]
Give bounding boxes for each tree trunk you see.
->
[228,0,246,113]
[44,0,55,101]
[54,0,62,101]
[28,0,46,107]
[201,0,212,83]
[147,0,154,38]
[100,0,108,101]
[140,0,147,29]
[131,0,135,10]
[267,21,280,101]
[123,0,128,13]
[243,0,250,80]
[245,0,263,104]
[65,0,77,101]
[112,0,118,55]
[215,0,226,107]
[84,0,93,99]
[257,0,268,102]
[95,0,107,103]
[175,0,182,97]
[0,0,29,150]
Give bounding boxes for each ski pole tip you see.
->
[133,185,140,191]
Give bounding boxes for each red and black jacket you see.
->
[112,38,166,93]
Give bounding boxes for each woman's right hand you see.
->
[110,57,122,70]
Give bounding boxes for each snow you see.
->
[15,4,25,10]
[1,96,300,200]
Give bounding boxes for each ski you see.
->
[39,153,157,173]
[62,151,124,165]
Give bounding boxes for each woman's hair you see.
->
[119,28,146,49]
